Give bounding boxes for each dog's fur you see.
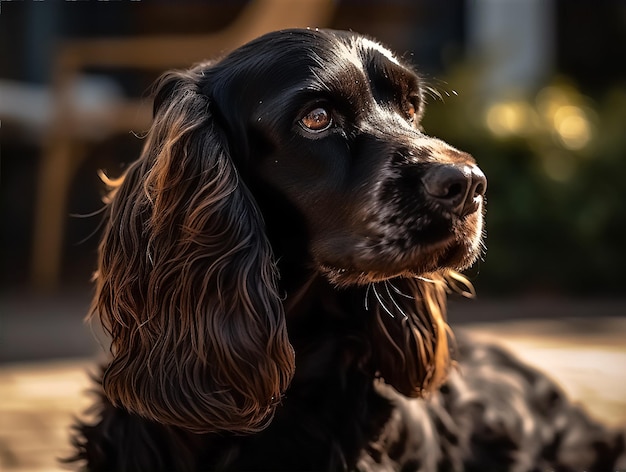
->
[69,29,625,471]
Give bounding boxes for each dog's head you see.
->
[94,29,486,434]
[206,29,486,286]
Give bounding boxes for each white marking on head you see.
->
[360,38,399,65]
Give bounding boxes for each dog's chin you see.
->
[318,238,482,288]
[315,209,485,287]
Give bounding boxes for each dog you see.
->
[69,28,625,471]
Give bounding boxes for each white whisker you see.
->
[364,282,373,311]
[415,275,438,284]
[387,280,414,299]
[373,283,395,318]
[384,281,408,319]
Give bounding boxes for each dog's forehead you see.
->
[209,30,420,121]
[326,34,402,76]
[215,30,409,93]
[300,32,414,95]
[352,37,400,67]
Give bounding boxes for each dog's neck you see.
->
[282,270,366,321]
[280,271,375,379]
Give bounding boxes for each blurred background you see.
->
[1,0,625,470]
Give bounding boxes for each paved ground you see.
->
[1,291,625,471]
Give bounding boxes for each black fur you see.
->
[68,29,625,471]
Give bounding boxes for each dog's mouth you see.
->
[319,244,478,286]
[316,207,485,287]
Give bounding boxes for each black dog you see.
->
[69,29,625,471]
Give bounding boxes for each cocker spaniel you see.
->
[69,29,625,471]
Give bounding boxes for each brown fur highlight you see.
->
[92,68,295,434]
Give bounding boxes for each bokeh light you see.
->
[553,105,592,150]
[485,100,536,137]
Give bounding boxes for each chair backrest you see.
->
[58,0,336,71]
[226,0,336,47]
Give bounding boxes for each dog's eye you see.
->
[300,107,332,132]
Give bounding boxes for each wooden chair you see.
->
[32,0,335,289]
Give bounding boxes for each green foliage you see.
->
[422,71,626,295]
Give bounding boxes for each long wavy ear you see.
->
[367,271,469,397]
[93,65,295,434]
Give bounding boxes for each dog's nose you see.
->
[422,164,487,216]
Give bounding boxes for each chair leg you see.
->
[32,137,78,290]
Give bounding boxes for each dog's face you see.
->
[205,29,486,286]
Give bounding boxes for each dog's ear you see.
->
[93,65,295,434]
[368,275,455,397]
